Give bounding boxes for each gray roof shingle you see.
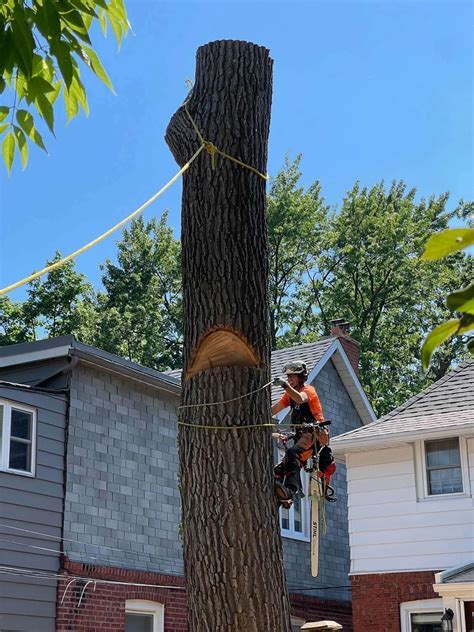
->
[332,359,474,452]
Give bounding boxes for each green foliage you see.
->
[0,0,129,173]
[95,214,183,370]
[267,164,472,415]
[421,226,474,370]
[267,155,329,348]
[24,253,98,340]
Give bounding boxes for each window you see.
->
[125,601,164,632]
[425,438,463,495]
[415,437,470,500]
[400,599,443,632]
[280,471,310,541]
[0,400,36,476]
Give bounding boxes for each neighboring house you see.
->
[331,360,474,632]
[0,327,374,631]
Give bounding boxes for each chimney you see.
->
[329,319,360,376]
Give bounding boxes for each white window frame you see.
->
[400,598,443,632]
[414,436,471,501]
[0,398,37,477]
[125,600,164,632]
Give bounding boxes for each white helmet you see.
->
[283,361,308,377]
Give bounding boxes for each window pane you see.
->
[411,611,443,631]
[428,466,463,495]
[426,438,460,467]
[9,440,31,471]
[294,496,302,533]
[11,409,32,440]
[125,613,154,632]
[281,506,289,530]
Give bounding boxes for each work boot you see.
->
[274,481,294,506]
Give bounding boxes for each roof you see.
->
[331,360,474,455]
[169,337,376,425]
[0,336,181,397]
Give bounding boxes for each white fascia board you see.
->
[0,343,73,368]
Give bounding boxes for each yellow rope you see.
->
[0,146,205,296]
[178,420,276,430]
[184,103,268,181]
[1,100,267,296]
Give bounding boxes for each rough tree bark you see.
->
[166,40,292,631]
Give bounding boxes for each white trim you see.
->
[414,436,471,501]
[0,398,37,477]
[280,464,310,542]
[400,598,443,632]
[433,582,474,600]
[125,600,164,632]
[331,340,376,424]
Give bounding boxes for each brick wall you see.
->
[335,336,360,376]
[56,560,187,631]
[351,570,439,631]
[290,593,353,631]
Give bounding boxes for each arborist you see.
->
[271,361,336,508]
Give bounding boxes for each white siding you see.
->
[347,442,474,574]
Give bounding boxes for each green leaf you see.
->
[61,9,92,44]
[458,313,474,335]
[16,109,47,152]
[421,319,461,371]
[422,228,474,260]
[63,85,79,121]
[82,45,114,92]
[0,123,10,134]
[0,106,9,123]
[70,75,89,115]
[468,338,474,354]
[42,0,62,37]
[46,81,62,106]
[447,283,474,315]
[27,76,56,98]
[50,39,74,88]
[12,6,35,78]
[2,130,15,173]
[0,78,5,94]
[34,93,55,134]
[13,125,28,169]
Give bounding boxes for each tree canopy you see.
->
[0,0,129,172]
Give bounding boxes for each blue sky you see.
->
[1,0,472,300]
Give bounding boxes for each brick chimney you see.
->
[329,319,360,376]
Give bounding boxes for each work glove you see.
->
[273,377,289,389]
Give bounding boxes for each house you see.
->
[0,327,374,631]
[331,360,474,632]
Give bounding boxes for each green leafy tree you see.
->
[24,252,98,340]
[268,171,472,416]
[96,213,182,370]
[0,0,129,173]
[267,156,329,348]
[0,295,36,344]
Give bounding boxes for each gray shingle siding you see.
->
[63,364,183,576]
[281,359,362,602]
[0,384,67,632]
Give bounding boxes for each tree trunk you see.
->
[166,40,292,631]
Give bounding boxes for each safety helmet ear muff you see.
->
[283,361,308,379]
